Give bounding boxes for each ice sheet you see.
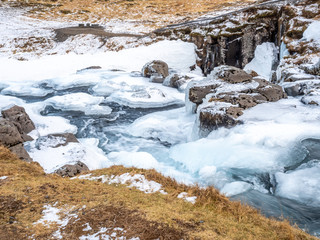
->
[127,107,195,144]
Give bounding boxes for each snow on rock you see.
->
[244,42,278,81]
[75,173,167,195]
[27,138,111,173]
[177,192,197,204]
[44,93,112,115]
[0,176,8,180]
[303,21,320,45]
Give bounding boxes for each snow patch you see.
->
[75,173,167,194]
[303,21,320,45]
[177,192,197,204]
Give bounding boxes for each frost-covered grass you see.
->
[0,146,316,239]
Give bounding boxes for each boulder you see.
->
[188,65,286,137]
[55,161,89,177]
[163,74,192,89]
[284,83,306,97]
[0,119,23,147]
[9,143,32,162]
[142,60,169,83]
[189,81,219,104]
[199,107,242,137]
[257,84,287,102]
[215,66,253,84]
[1,105,35,134]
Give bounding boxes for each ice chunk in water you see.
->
[221,181,252,197]
[275,161,320,207]
[44,93,112,115]
[128,107,195,144]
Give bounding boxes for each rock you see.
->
[0,119,23,147]
[188,65,286,137]
[257,84,286,102]
[163,74,192,89]
[226,106,244,118]
[214,65,253,84]
[142,60,169,83]
[35,133,79,150]
[9,143,32,162]
[284,84,305,97]
[189,81,219,104]
[55,161,89,177]
[1,105,35,134]
[199,107,242,136]
[301,59,320,76]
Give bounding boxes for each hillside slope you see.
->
[0,146,317,239]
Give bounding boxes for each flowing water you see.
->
[1,41,320,236]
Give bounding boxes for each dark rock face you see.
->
[155,4,281,75]
[142,60,169,83]
[1,105,35,134]
[55,161,89,177]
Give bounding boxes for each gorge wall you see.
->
[154,0,319,77]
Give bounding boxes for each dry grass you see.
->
[8,0,255,30]
[0,146,317,239]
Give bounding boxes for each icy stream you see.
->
[1,40,320,237]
